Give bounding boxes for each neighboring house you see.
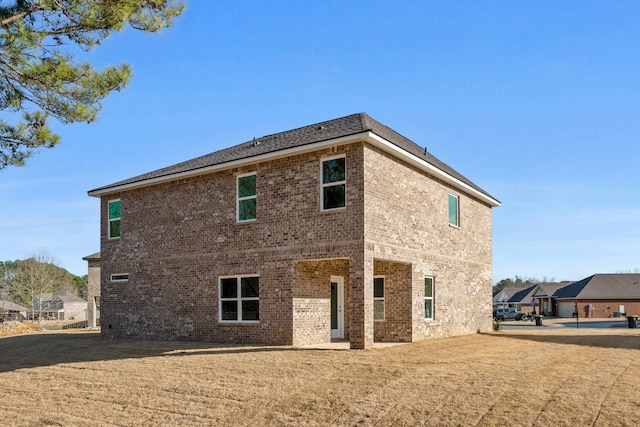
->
[83,252,101,328]
[32,292,87,320]
[532,282,573,316]
[552,274,640,318]
[493,286,524,310]
[0,300,29,321]
[506,285,538,314]
[88,113,500,349]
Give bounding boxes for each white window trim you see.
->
[374,275,385,322]
[110,273,129,282]
[448,193,459,227]
[219,275,260,323]
[236,172,257,223]
[424,276,434,320]
[320,154,346,212]
[108,198,121,240]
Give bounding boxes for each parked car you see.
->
[493,308,526,321]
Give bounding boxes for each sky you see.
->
[1,1,639,283]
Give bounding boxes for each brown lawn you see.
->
[1,322,639,426]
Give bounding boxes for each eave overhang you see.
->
[88,131,501,207]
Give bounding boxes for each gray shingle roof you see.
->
[82,252,100,261]
[553,274,640,299]
[88,113,498,203]
[508,285,538,304]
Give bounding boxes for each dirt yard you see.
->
[1,323,639,426]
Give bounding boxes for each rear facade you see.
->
[90,114,499,349]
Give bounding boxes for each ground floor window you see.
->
[424,277,434,320]
[374,276,384,321]
[219,276,259,322]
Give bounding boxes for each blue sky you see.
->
[1,1,639,283]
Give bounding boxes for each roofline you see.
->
[88,132,369,197]
[364,133,500,207]
[88,131,501,207]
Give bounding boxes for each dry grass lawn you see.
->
[1,322,639,426]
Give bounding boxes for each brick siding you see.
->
[99,140,494,347]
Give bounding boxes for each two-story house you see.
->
[88,113,500,349]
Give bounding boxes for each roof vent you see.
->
[317,125,325,130]
[253,137,260,147]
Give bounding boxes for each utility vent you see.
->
[110,273,129,282]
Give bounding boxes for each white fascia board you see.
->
[364,133,501,207]
[88,132,370,197]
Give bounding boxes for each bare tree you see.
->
[6,251,67,321]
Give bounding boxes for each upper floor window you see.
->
[108,199,121,239]
[374,276,385,321]
[237,173,257,222]
[220,276,260,322]
[321,156,346,211]
[424,277,434,320]
[448,193,459,227]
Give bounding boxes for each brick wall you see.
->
[100,144,365,344]
[363,145,494,340]
[99,139,495,346]
[292,259,350,346]
[86,259,100,328]
[373,260,412,342]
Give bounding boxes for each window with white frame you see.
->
[110,273,129,282]
[424,277,434,320]
[321,156,346,211]
[374,276,385,321]
[108,199,121,239]
[219,276,259,322]
[448,193,459,227]
[237,173,257,222]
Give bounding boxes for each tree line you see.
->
[493,276,557,292]
[0,252,87,319]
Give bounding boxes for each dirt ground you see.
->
[1,321,639,426]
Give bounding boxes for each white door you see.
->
[330,276,344,339]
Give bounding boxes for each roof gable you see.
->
[508,285,538,304]
[88,113,499,206]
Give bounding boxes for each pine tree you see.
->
[0,0,184,168]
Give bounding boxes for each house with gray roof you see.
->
[32,291,87,320]
[552,274,640,318]
[493,286,524,309]
[505,285,538,314]
[88,113,500,349]
[0,300,29,321]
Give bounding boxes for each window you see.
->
[110,273,129,282]
[374,276,385,321]
[108,199,121,239]
[219,276,259,322]
[321,156,346,211]
[448,193,459,227]
[237,173,257,222]
[424,277,434,320]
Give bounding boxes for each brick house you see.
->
[549,274,640,318]
[88,113,500,349]
[82,252,101,328]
